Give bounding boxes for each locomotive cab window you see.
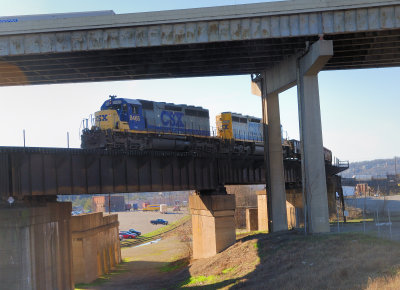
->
[131,105,139,114]
[108,104,121,110]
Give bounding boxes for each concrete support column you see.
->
[256,190,269,231]
[297,40,333,233]
[245,207,258,232]
[261,88,288,232]
[0,202,74,290]
[189,194,236,259]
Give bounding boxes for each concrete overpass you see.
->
[0,0,399,85]
[1,1,398,288]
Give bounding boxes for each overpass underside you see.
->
[1,30,400,85]
[0,2,399,85]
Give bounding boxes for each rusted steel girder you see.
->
[0,147,344,200]
[0,147,267,199]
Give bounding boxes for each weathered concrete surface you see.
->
[1,1,398,41]
[261,89,288,232]
[71,212,121,284]
[257,190,269,232]
[246,207,258,232]
[286,175,343,227]
[189,194,236,259]
[0,202,73,290]
[256,189,298,231]
[286,201,297,229]
[298,40,333,233]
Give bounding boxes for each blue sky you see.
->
[0,0,399,162]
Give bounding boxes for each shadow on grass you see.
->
[74,260,131,289]
[180,279,239,289]
[75,257,193,289]
[176,230,400,289]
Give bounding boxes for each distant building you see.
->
[92,196,125,212]
[355,183,372,196]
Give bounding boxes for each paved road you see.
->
[345,195,400,214]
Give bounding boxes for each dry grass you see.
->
[184,231,400,289]
[366,270,400,290]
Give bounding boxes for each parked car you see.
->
[119,234,124,241]
[119,231,137,239]
[150,219,168,225]
[128,229,141,236]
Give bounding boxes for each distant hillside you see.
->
[341,157,399,178]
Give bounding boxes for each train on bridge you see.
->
[81,96,332,163]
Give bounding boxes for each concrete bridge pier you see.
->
[297,40,333,233]
[253,39,334,234]
[0,200,74,290]
[189,192,236,259]
[260,88,288,232]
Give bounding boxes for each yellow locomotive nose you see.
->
[216,112,233,139]
[95,110,120,130]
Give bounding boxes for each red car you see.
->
[119,231,137,239]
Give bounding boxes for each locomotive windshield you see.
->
[108,104,121,110]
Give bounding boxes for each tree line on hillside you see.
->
[341,157,399,178]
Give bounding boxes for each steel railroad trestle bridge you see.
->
[0,145,347,199]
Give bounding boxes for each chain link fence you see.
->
[331,194,400,240]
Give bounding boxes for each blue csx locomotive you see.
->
[93,96,210,136]
[81,95,264,153]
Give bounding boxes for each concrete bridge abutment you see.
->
[0,201,74,290]
[189,193,236,259]
[71,212,121,284]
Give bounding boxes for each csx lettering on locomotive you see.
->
[96,115,108,122]
[160,111,184,128]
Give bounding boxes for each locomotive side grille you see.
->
[164,105,182,111]
[141,100,154,110]
[185,109,209,118]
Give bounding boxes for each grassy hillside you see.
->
[180,231,400,289]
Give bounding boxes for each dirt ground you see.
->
[107,208,188,234]
[83,221,192,290]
